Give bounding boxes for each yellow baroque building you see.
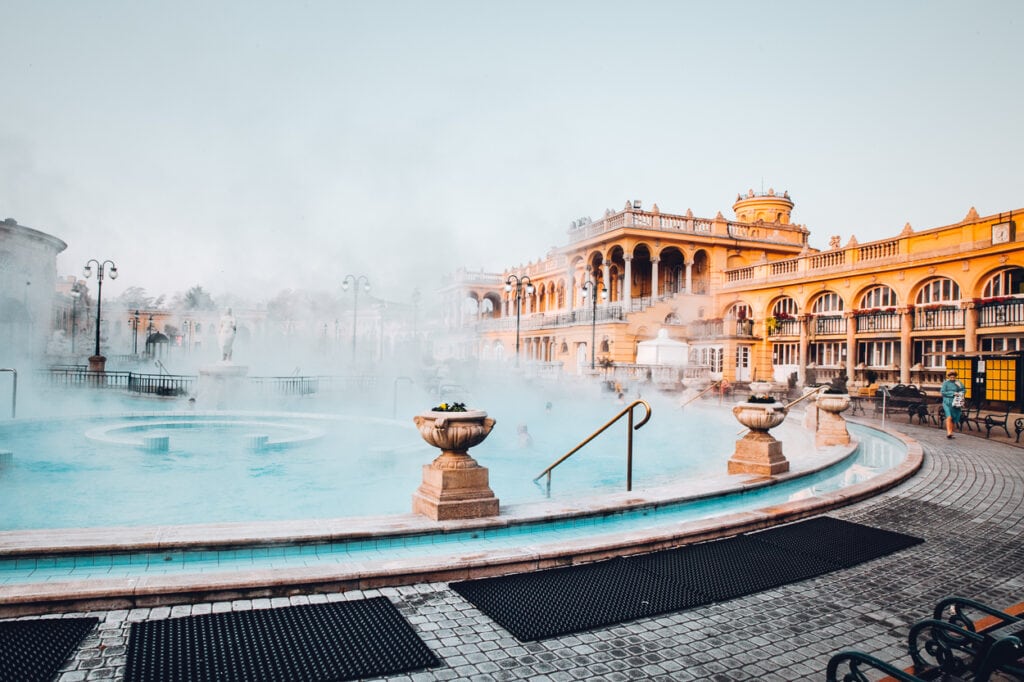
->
[441,192,1023,401]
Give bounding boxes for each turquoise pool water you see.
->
[0,400,744,529]
[0,425,905,586]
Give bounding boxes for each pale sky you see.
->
[2,0,1021,304]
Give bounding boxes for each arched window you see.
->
[982,268,1024,297]
[811,292,844,314]
[771,297,798,317]
[728,303,751,320]
[916,277,961,304]
[858,285,898,309]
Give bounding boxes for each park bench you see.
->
[960,401,1012,438]
[826,595,1024,681]
[875,384,931,421]
[981,403,1012,439]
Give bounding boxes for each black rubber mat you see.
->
[451,557,707,641]
[124,597,437,682]
[451,517,923,641]
[0,616,98,682]
[750,516,925,568]
[631,534,840,601]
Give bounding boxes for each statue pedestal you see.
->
[196,363,249,409]
[87,355,106,372]
[412,411,499,521]
[412,453,500,520]
[728,403,790,476]
[815,394,852,447]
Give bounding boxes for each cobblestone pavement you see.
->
[19,420,1024,681]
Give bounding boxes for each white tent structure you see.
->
[635,328,689,366]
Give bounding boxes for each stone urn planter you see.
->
[411,409,500,520]
[728,401,790,476]
[814,393,851,447]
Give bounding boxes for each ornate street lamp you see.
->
[70,284,82,354]
[505,274,533,367]
[582,278,608,369]
[342,275,370,363]
[129,310,141,355]
[82,259,117,370]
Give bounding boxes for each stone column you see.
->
[963,302,978,353]
[844,312,857,379]
[651,258,660,299]
[685,260,693,294]
[601,263,611,301]
[798,314,809,386]
[623,255,633,312]
[900,307,913,385]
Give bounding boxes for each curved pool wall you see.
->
[0,420,922,617]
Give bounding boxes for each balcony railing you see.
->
[977,298,1024,327]
[913,306,964,331]
[855,312,900,333]
[477,306,627,333]
[689,320,724,339]
[768,319,801,337]
[813,315,847,336]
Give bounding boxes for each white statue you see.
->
[217,308,237,362]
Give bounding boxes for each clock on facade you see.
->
[992,221,1014,244]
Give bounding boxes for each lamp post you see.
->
[505,274,533,367]
[129,310,141,355]
[70,284,82,354]
[582,278,608,370]
[342,275,370,363]
[82,259,117,371]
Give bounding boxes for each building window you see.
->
[916,277,961,304]
[809,342,844,367]
[859,285,898,309]
[772,297,798,317]
[692,346,723,373]
[858,341,899,368]
[811,292,844,314]
[772,342,799,366]
[982,268,1024,297]
[980,336,1024,353]
[913,338,965,369]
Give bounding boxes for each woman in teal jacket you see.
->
[940,370,965,438]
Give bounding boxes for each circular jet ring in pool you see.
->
[84,419,325,451]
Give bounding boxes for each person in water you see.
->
[516,423,534,448]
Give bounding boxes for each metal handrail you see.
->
[0,368,15,419]
[680,380,723,409]
[533,399,652,496]
[784,385,828,410]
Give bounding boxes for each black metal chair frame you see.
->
[981,404,1012,439]
[958,399,984,433]
[826,596,1023,682]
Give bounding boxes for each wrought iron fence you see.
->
[127,373,194,397]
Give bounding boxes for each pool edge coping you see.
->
[0,420,922,617]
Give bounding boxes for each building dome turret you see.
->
[732,188,794,224]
